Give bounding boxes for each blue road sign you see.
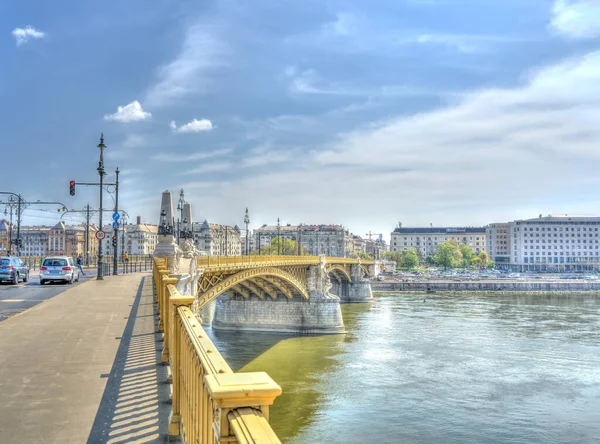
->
[112,221,120,229]
[112,212,120,220]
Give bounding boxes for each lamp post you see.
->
[121,216,127,263]
[277,217,281,255]
[97,134,106,280]
[176,189,185,244]
[244,208,250,256]
[4,196,14,255]
[112,167,119,276]
[297,223,302,256]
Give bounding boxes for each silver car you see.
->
[40,256,80,285]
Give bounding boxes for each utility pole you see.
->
[85,204,91,266]
[15,195,23,256]
[97,134,106,280]
[121,217,127,263]
[112,167,119,275]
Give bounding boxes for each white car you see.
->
[40,256,80,285]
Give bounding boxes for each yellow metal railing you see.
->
[154,258,282,443]
[197,255,374,268]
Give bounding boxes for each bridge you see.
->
[152,252,377,442]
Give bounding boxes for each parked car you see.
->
[0,256,30,284]
[40,256,80,285]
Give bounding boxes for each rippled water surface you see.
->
[208,293,600,443]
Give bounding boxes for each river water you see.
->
[207,293,600,443]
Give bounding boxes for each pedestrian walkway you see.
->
[0,273,171,444]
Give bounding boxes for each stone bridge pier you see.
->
[328,262,374,303]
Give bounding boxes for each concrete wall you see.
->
[212,294,345,334]
[371,281,600,292]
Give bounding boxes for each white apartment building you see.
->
[511,215,600,272]
[192,220,242,256]
[103,218,158,257]
[390,224,486,257]
[486,222,511,269]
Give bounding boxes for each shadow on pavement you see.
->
[87,276,171,443]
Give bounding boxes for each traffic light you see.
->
[112,236,117,248]
[69,181,76,196]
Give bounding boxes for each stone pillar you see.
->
[344,263,373,303]
[154,190,181,274]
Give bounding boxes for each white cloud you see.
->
[398,33,517,53]
[104,101,152,123]
[322,13,356,36]
[152,148,232,162]
[183,161,232,175]
[176,51,600,237]
[170,119,214,133]
[145,25,227,107]
[11,26,45,46]
[550,0,600,39]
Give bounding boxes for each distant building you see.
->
[510,215,600,272]
[390,224,487,257]
[192,220,241,256]
[253,224,350,257]
[0,220,13,255]
[486,222,511,268]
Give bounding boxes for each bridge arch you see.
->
[197,266,310,307]
[326,264,352,284]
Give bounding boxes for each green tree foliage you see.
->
[250,237,308,255]
[477,251,490,267]
[399,248,419,269]
[459,244,475,267]
[349,251,374,260]
[434,241,463,269]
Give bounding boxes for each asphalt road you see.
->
[0,272,97,322]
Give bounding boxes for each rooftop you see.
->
[393,226,486,234]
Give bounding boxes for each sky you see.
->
[2,0,600,241]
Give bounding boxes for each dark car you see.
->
[0,256,30,284]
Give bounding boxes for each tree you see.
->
[471,256,482,267]
[399,248,419,269]
[349,251,374,260]
[250,237,308,256]
[434,241,462,269]
[477,251,490,267]
[459,244,475,268]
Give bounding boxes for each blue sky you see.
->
[2,0,600,239]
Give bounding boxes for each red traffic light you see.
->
[69,181,75,186]
[112,237,117,241]
[69,181,76,196]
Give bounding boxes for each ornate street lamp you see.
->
[277,217,281,255]
[158,209,172,235]
[244,208,250,256]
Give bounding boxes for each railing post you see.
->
[157,270,170,332]
[205,372,282,442]
[168,293,195,439]
[161,277,179,364]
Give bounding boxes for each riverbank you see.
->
[371,280,600,293]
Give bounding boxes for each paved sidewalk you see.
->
[0,273,171,444]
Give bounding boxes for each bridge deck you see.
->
[0,273,171,444]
